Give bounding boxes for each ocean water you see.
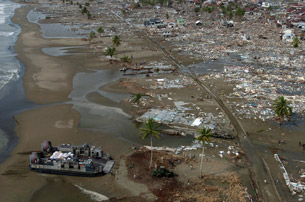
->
[0,0,21,152]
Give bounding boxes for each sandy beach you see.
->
[0,6,144,202]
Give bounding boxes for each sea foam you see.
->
[0,0,21,93]
[0,0,21,152]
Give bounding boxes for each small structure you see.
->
[261,2,270,8]
[297,22,305,29]
[222,20,234,27]
[195,20,203,26]
[167,22,176,28]
[177,18,185,26]
[282,29,295,42]
[144,18,164,27]
[163,30,172,38]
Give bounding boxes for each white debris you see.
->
[274,154,305,193]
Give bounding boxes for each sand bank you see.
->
[0,5,149,202]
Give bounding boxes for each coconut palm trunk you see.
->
[200,145,204,178]
[196,126,212,178]
[150,135,153,168]
[140,118,161,169]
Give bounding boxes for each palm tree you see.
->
[87,11,91,19]
[88,31,96,42]
[97,27,104,36]
[293,37,299,48]
[133,93,142,103]
[112,35,121,47]
[96,27,104,42]
[120,55,132,64]
[81,7,87,15]
[196,126,213,178]
[104,47,116,63]
[140,118,161,168]
[272,96,292,125]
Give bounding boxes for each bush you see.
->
[152,167,174,178]
[194,7,200,13]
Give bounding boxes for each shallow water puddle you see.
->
[69,69,194,147]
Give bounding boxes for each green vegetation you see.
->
[121,55,132,64]
[88,31,96,42]
[152,167,174,178]
[257,129,265,133]
[272,96,292,125]
[221,3,245,19]
[85,2,89,6]
[203,6,215,13]
[104,47,116,63]
[45,16,51,20]
[194,7,200,13]
[166,13,169,19]
[235,7,246,18]
[176,0,185,4]
[196,126,213,178]
[133,93,142,103]
[81,7,87,15]
[221,5,233,19]
[112,35,121,47]
[140,118,161,168]
[293,37,299,48]
[87,11,91,19]
[134,2,141,8]
[97,27,104,35]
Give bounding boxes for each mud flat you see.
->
[0,6,145,202]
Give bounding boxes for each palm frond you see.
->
[140,118,161,140]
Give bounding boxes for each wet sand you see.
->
[0,6,151,202]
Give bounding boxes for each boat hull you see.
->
[29,166,103,177]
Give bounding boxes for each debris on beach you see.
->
[274,154,305,194]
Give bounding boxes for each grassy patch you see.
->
[257,129,265,133]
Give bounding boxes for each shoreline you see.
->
[0,2,36,164]
[0,4,149,202]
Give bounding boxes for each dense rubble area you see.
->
[125,1,305,67]
[200,65,305,121]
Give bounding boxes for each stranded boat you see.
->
[29,141,114,177]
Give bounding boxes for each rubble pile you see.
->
[149,76,195,90]
[274,154,305,196]
[124,1,305,69]
[200,65,305,121]
[137,109,231,136]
